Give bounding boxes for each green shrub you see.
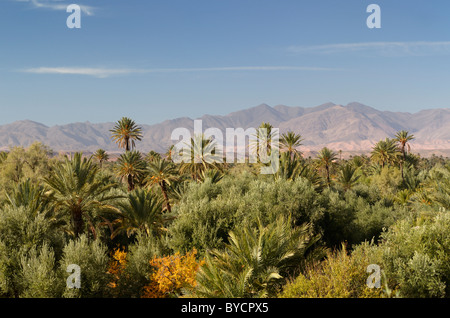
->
[375,211,450,297]
[19,244,62,298]
[280,243,382,298]
[59,235,110,298]
[168,176,325,254]
[0,205,64,297]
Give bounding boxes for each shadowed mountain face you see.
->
[0,102,449,156]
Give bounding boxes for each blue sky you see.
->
[1,0,450,126]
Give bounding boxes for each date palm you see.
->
[4,178,49,215]
[394,130,415,180]
[112,189,165,238]
[146,150,161,163]
[192,216,324,298]
[275,151,302,181]
[115,150,147,191]
[337,163,360,191]
[43,153,120,238]
[316,147,338,185]
[250,122,278,161]
[179,134,222,182]
[145,158,179,212]
[110,117,143,151]
[280,131,303,159]
[395,130,414,159]
[370,138,400,168]
[93,149,109,168]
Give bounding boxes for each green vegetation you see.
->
[0,122,449,298]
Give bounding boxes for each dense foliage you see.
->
[0,121,449,298]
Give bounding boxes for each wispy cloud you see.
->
[15,0,95,16]
[286,41,450,56]
[22,66,340,78]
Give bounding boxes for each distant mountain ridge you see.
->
[0,102,449,157]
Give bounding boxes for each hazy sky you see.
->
[1,0,450,125]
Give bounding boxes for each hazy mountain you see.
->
[0,102,449,157]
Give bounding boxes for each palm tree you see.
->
[370,138,400,168]
[145,158,179,212]
[110,117,143,151]
[114,150,147,191]
[165,145,175,161]
[93,149,109,168]
[4,178,49,214]
[43,153,120,238]
[394,130,415,180]
[316,147,338,185]
[337,163,360,191]
[395,130,414,159]
[198,168,224,184]
[192,216,325,298]
[179,134,222,182]
[275,151,303,181]
[251,122,278,161]
[146,150,161,163]
[112,189,165,237]
[280,131,303,159]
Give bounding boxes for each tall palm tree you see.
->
[114,150,147,191]
[43,153,120,238]
[110,117,143,151]
[280,131,303,159]
[395,130,414,159]
[145,158,179,212]
[394,130,415,181]
[165,145,175,161]
[316,147,338,185]
[93,149,109,168]
[250,122,278,161]
[113,189,165,238]
[179,134,222,182]
[370,138,400,168]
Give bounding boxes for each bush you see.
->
[168,176,325,255]
[18,244,62,298]
[280,243,382,298]
[0,205,64,297]
[141,249,204,298]
[375,211,450,297]
[59,235,110,298]
[111,232,170,297]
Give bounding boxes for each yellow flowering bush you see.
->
[107,247,128,292]
[141,249,204,298]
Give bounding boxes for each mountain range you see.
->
[1,102,449,157]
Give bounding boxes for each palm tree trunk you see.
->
[326,164,330,185]
[160,181,171,212]
[125,137,130,152]
[72,206,83,238]
[127,174,134,191]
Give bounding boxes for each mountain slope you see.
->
[0,102,449,156]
